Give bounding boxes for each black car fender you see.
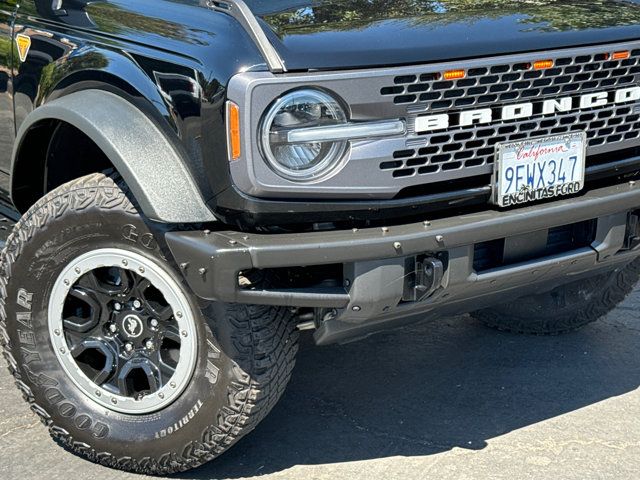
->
[11,89,217,224]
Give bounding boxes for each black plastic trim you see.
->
[213,156,640,228]
[168,180,640,308]
[11,90,217,224]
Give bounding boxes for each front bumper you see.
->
[167,182,640,344]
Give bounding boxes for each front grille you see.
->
[379,48,640,182]
[382,104,640,178]
[382,52,637,108]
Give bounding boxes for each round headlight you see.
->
[260,89,348,182]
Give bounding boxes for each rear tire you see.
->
[0,172,298,474]
[471,258,640,335]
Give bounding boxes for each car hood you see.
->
[244,0,640,71]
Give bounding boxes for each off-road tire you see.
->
[471,258,640,335]
[0,172,299,474]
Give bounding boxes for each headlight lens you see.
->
[260,89,348,181]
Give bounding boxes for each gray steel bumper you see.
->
[166,182,640,344]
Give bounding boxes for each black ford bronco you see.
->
[1,0,640,474]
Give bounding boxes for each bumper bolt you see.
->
[382,227,389,233]
[393,242,402,250]
[435,235,444,244]
[352,305,361,312]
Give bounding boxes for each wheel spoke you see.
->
[78,267,131,298]
[152,350,177,384]
[162,325,181,344]
[62,287,101,333]
[117,357,160,397]
[70,338,117,385]
[156,305,174,322]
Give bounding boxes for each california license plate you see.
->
[494,132,586,207]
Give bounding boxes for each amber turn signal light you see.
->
[227,101,241,161]
[533,59,554,70]
[612,50,630,60]
[443,69,466,80]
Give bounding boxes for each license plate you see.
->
[494,132,586,207]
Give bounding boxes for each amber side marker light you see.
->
[227,101,241,160]
[443,69,466,80]
[533,59,554,70]
[612,50,631,60]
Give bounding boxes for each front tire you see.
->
[471,259,640,335]
[0,173,298,474]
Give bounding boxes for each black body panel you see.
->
[247,0,640,71]
[0,0,265,218]
[0,0,639,228]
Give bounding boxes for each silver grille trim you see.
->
[286,120,405,143]
[227,41,640,200]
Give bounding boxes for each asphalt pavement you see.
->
[1,223,640,479]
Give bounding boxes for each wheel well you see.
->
[12,120,113,212]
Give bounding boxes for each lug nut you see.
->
[133,299,142,309]
[145,340,154,350]
[108,324,117,333]
[114,302,122,311]
[124,343,133,353]
[150,319,159,328]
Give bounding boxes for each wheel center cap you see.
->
[122,314,144,338]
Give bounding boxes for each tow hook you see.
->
[403,256,445,302]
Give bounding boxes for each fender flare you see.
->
[11,89,217,224]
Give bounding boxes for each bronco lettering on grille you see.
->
[415,86,640,133]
